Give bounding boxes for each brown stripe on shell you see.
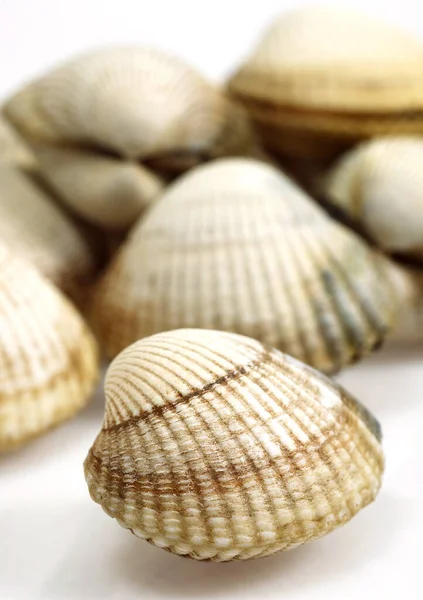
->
[84,328,384,561]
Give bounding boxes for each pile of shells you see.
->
[1,4,422,563]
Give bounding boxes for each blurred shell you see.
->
[228,7,423,160]
[0,243,98,450]
[0,164,98,298]
[91,158,400,373]
[35,145,165,230]
[386,266,423,342]
[0,114,35,169]
[84,328,384,561]
[4,46,255,161]
[324,137,423,259]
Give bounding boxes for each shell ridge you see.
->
[104,349,269,431]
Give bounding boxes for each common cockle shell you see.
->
[386,266,423,342]
[34,145,165,230]
[324,137,423,259]
[4,46,256,163]
[84,328,384,561]
[0,114,35,169]
[228,7,423,161]
[0,164,98,298]
[0,244,99,450]
[91,158,401,373]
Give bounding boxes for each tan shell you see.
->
[84,328,384,561]
[324,137,423,259]
[0,114,35,169]
[386,266,423,342]
[0,243,99,450]
[228,7,423,160]
[34,145,165,230]
[0,164,98,297]
[91,158,400,373]
[4,46,255,162]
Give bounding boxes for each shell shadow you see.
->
[112,491,404,597]
[0,493,410,599]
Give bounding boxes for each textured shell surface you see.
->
[0,164,97,295]
[4,46,252,161]
[92,158,399,373]
[34,145,165,230]
[228,6,423,111]
[324,137,423,258]
[84,328,384,561]
[0,115,35,169]
[0,243,99,450]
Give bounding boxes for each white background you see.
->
[1,1,423,599]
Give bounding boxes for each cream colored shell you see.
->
[84,328,384,561]
[0,244,99,450]
[0,164,97,296]
[324,137,423,258]
[34,145,164,230]
[91,158,400,373]
[0,114,35,169]
[4,46,254,161]
[228,6,423,111]
[228,7,423,161]
[386,266,423,342]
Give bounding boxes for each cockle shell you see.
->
[228,7,423,161]
[84,328,384,561]
[0,243,99,450]
[386,266,423,342]
[0,114,35,169]
[34,145,164,230]
[0,164,98,298]
[324,137,423,259]
[4,46,255,162]
[91,158,400,373]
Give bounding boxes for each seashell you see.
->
[228,6,423,161]
[84,328,384,561]
[385,265,423,342]
[0,114,35,169]
[91,158,400,373]
[0,243,98,450]
[4,46,255,162]
[324,137,423,259]
[0,164,98,299]
[34,145,165,230]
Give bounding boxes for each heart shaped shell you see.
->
[91,158,401,373]
[228,7,423,160]
[34,146,165,230]
[84,328,384,561]
[4,46,255,162]
[0,244,99,450]
[0,164,98,297]
[324,137,423,259]
[0,114,35,169]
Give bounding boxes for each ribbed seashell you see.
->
[0,164,98,298]
[84,328,384,561]
[0,114,35,169]
[91,158,400,373]
[324,137,423,259]
[34,145,165,230]
[0,243,98,450]
[4,46,255,162]
[228,7,423,161]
